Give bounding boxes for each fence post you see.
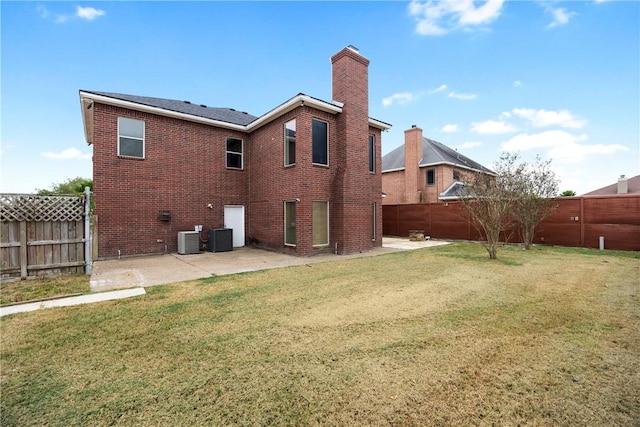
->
[84,186,92,275]
[20,221,27,279]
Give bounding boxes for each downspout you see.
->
[84,186,92,275]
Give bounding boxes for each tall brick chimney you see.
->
[404,125,423,203]
[330,46,374,254]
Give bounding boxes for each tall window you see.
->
[284,201,296,246]
[312,119,328,165]
[313,201,329,246]
[369,135,375,173]
[118,117,144,158]
[453,170,461,181]
[427,168,435,186]
[226,137,243,169]
[285,119,296,166]
[372,202,377,241]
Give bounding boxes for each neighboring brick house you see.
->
[381,125,494,204]
[79,46,391,259]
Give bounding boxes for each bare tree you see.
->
[459,171,514,259]
[498,153,559,250]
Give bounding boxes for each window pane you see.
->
[119,117,144,139]
[285,119,296,165]
[227,153,242,169]
[285,201,296,245]
[119,137,143,158]
[427,169,435,185]
[227,138,242,154]
[369,135,375,172]
[312,119,328,165]
[312,201,328,246]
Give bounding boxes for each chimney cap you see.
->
[620,174,626,179]
[347,45,360,53]
[411,124,417,128]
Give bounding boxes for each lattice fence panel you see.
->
[1,194,85,222]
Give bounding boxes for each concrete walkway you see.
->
[89,237,450,292]
[1,238,449,316]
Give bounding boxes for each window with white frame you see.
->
[369,134,375,173]
[285,119,296,166]
[312,119,328,165]
[118,117,144,158]
[284,201,296,246]
[226,137,243,169]
[313,201,329,246]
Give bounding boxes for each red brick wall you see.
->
[331,47,382,254]
[92,103,248,258]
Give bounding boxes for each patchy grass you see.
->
[0,275,91,305]
[1,243,639,426]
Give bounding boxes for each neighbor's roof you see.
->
[382,137,494,174]
[581,174,640,196]
[79,90,391,145]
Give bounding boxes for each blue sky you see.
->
[1,0,638,195]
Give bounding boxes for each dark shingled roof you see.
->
[581,174,640,196]
[382,137,494,174]
[85,91,258,126]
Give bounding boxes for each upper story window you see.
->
[453,170,461,181]
[226,137,243,169]
[368,134,375,173]
[427,168,435,186]
[118,117,144,158]
[285,119,296,166]
[312,119,328,166]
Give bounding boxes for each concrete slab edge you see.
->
[0,288,146,317]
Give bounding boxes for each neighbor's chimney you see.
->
[618,174,628,194]
[404,125,423,203]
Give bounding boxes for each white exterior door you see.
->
[224,205,245,247]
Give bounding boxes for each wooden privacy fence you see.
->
[1,189,92,280]
[383,194,640,251]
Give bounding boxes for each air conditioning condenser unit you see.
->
[177,231,200,254]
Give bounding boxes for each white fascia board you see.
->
[369,118,392,131]
[79,93,94,145]
[79,91,248,132]
[381,167,405,174]
[246,95,342,131]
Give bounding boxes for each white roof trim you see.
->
[418,161,496,176]
[369,117,392,131]
[381,167,405,173]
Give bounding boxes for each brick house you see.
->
[79,46,391,259]
[381,125,494,204]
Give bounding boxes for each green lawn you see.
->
[1,244,638,426]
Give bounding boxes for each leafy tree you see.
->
[459,153,559,258]
[500,153,559,250]
[560,190,576,197]
[459,171,515,259]
[37,177,92,196]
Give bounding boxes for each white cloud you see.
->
[41,148,92,160]
[513,80,522,88]
[409,0,505,36]
[454,141,482,150]
[500,130,628,163]
[471,119,517,134]
[36,4,68,23]
[547,7,574,28]
[382,92,414,107]
[511,108,587,129]
[77,6,105,21]
[441,124,459,133]
[430,84,448,93]
[448,91,477,100]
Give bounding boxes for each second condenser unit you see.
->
[207,228,233,252]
